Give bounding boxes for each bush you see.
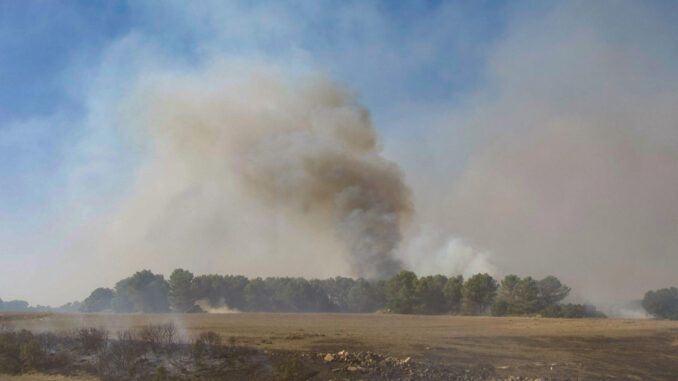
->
[139,324,163,352]
[0,330,46,374]
[540,304,563,318]
[43,351,73,371]
[191,339,206,363]
[37,332,58,354]
[20,338,44,371]
[77,327,108,353]
[160,322,177,348]
[154,365,168,381]
[0,331,22,374]
[276,357,310,381]
[540,304,606,318]
[198,331,222,347]
[139,323,177,352]
[98,329,145,380]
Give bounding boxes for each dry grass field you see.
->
[3,312,678,380]
[0,375,97,381]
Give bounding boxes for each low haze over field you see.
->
[2,0,678,306]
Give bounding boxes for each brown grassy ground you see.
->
[4,312,678,380]
[0,375,97,381]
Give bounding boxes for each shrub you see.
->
[77,327,108,354]
[153,365,168,381]
[43,351,73,371]
[139,324,163,352]
[191,339,206,363]
[37,332,58,354]
[276,357,310,381]
[540,304,606,318]
[139,323,177,352]
[160,322,177,347]
[540,304,563,318]
[0,330,46,374]
[198,331,222,347]
[98,329,144,380]
[0,331,22,374]
[19,338,44,371]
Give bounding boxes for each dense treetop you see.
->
[642,287,678,320]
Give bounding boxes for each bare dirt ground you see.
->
[3,312,678,380]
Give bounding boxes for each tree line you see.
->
[0,298,80,313]
[77,269,605,318]
[642,287,678,320]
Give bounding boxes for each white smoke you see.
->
[195,299,240,314]
[400,226,497,278]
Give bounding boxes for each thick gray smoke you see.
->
[105,64,411,279]
[394,0,678,302]
[234,77,412,278]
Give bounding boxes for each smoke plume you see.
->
[104,64,411,279]
[397,0,678,301]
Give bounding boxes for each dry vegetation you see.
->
[3,312,678,380]
[0,375,97,381]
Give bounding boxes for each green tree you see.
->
[0,300,30,311]
[537,276,571,307]
[385,271,420,314]
[112,270,170,313]
[490,299,510,316]
[244,278,271,311]
[221,275,249,310]
[443,275,464,313]
[192,274,225,307]
[416,275,448,314]
[168,268,195,312]
[346,279,382,313]
[642,287,678,320]
[265,277,333,312]
[498,275,520,301]
[80,288,114,312]
[313,277,356,312]
[496,275,541,315]
[462,273,497,315]
[511,276,541,314]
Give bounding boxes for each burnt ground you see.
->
[0,330,528,380]
[3,313,678,380]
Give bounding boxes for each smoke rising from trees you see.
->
[4,1,678,306]
[103,65,412,280]
[393,1,678,302]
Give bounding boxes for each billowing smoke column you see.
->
[242,137,410,278]
[235,81,412,278]
[122,66,411,279]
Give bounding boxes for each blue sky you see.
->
[3,1,678,306]
[0,0,508,121]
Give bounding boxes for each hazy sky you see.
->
[2,1,677,306]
